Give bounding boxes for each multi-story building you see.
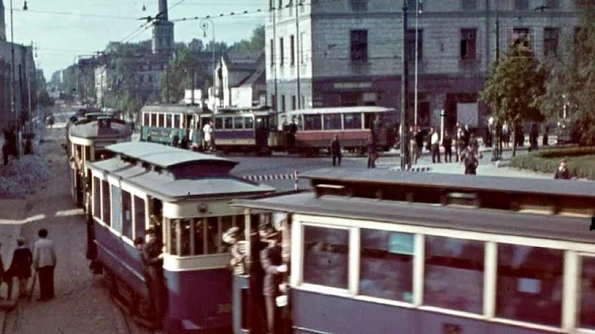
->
[0,0,36,130]
[265,0,578,129]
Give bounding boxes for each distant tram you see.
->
[66,116,132,208]
[139,104,206,146]
[85,142,274,333]
[230,170,595,334]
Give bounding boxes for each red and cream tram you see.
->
[230,169,595,334]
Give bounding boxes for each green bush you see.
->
[511,148,595,180]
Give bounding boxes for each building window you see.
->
[545,0,560,9]
[515,0,529,10]
[424,236,485,314]
[359,229,414,302]
[350,0,368,11]
[300,32,306,64]
[280,37,284,66]
[270,0,274,9]
[281,95,286,112]
[303,226,349,289]
[290,35,295,65]
[350,30,368,62]
[406,29,423,61]
[270,39,275,66]
[511,28,532,51]
[271,94,276,110]
[461,0,477,11]
[544,28,559,57]
[460,29,477,60]
[134,196,145,240]
[291,95,296,110]
[495,244,563,327]
[579,256,595,330]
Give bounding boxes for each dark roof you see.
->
[238,61,265,87]
[105,142,237,169]
[89,158,274,202]
[68,119,132,140]
[224,50,264,71]
[231,192,595,244]
[300,168,595,199]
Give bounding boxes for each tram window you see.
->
[323,114,341,130]
[359,229,414,302]
[166,114,172,128]
[303,115,322,131]
[168,219,179,255]
[303,226,349,289]
[214,118,223,129]
[224,117,233,129]
[424,236,484,314]
[151,113,157,126]
[134,196,145,239]
[110,185,122,233]
[579,256,595,329]
[193,219,205,255]
[101,180,111,226]
[143,113,150,126]
[221,216,234,252]
[495,244,563,327]
[158,114,164,127]
[121,190,133,240]
[234,117,244,129]
[206,217,219,254]
[84,146,91,162]
[244,117,254,129]
[173,114,181,128]
[93,177,101,219]
[179,219,192,256]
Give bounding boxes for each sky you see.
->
[6,0,265,78]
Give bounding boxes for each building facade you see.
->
[212,50,266,109]
[265,0,578,129]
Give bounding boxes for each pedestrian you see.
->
[9,237,33,298]
[443,130,453,163]
[203,121,214,151]
[542,124,549,146]
[329,135,342,167]
[431,129,441,163]
[461,149,479,175]
[469,133,479,156]
[410,127,419,165]
[141,228,166,329]
[366,135,376,169]
[32,228,57,301]
[260,230,288,334]
[554,159,571,179]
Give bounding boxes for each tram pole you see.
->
[399,0,409,170]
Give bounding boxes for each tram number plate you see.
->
[217,303,232,314]
[442,323,461,334]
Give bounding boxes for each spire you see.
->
[158,0,168,21]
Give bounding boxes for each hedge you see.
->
[510,147,595,180]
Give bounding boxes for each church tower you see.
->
[152,0,174,55]
[0,0,6,41]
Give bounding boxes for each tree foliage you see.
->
[159,46,209,103]
[535,0,595,145]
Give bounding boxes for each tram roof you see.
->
[68,119,133,140]
[230,191,595,244]
[104,142,235,169]
[282,106,396,115]
[300,168,595,199]
[141,104,204,114]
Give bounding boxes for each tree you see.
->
[535,0,595,145]
[480,43,546,156]
[227,25,265,53]
[159,46,208,103]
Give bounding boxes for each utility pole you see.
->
[166,65,170,103]
[295,2,301,109]
[272,6,278,110]
[492,12,502,161]
[400,0,409,170]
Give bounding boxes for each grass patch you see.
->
[511,147,595,180]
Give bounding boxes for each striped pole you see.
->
[242,170,300,191]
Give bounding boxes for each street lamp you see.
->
[9,0,28,158]
[414,0,422,126]
[200,18,215,112]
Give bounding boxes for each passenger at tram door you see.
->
[554,159,571,180]
[222,227,246,275]
[203,121,214,151]
[260,229,288,334]
[32,228,57,301]
[367,135,377,169]
[461,149,478,175]
[248,224,269,333]
[170,130,180,147]
[330,135,342,167]
[141,228,167,329]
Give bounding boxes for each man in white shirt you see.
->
[33,228,57,301]
[202,121,213,151]
[431,129,441,163]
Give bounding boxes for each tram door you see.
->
[255,116,269,148]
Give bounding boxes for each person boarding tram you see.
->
[141,228,167,329]
[260,229,288,334]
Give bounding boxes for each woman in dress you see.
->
[10,237,33,297]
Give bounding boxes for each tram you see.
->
[85,142,275,333]
[211,107,279,154]
[139,104,207,147]
[230,169,595,334]
[279,106,398,155]
[67,116,132,208]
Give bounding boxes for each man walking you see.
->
[33,228,57,301]
[330,135,342,167]
[431,129,441,163]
